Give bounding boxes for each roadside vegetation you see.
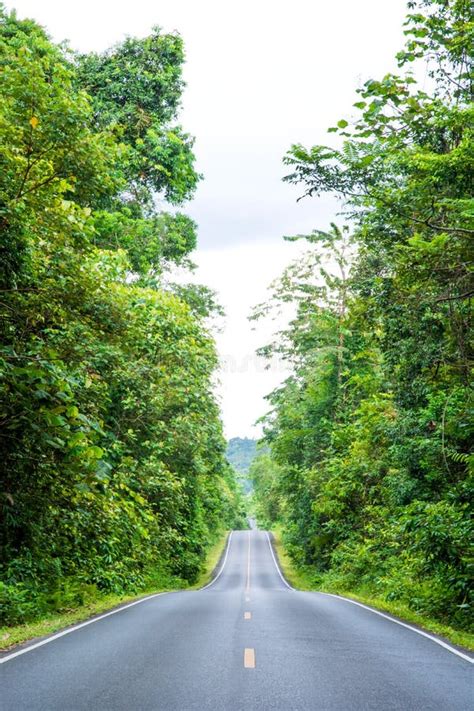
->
[0,7,246,632]
[252,0,473,638]
[271,527,474,651]
[0,530,231,651]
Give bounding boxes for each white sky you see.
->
[9,0,408,438]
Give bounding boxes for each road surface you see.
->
[1,530,472,710]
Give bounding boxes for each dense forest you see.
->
[252,0,473,631]
[227,437,258,473]
[226,437,259,494]
[0,7,245,627]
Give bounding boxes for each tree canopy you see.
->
[0,6,244,626]
[252,0,473,631]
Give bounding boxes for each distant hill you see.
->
[227,437,258,474]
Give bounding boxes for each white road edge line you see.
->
[265,531,293,591]
[0,592,167,665]
[1,531,234,665]
[265,531,473,664]
[320,592,474,664]
[200,530,233,591]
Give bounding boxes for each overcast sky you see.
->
[9,0,408,438]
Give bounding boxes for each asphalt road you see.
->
[1,530,472,710]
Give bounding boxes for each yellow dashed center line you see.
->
[243,535,255,669]
[244,648,255,668]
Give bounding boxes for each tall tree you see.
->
[0,7,243,627]
[253,0,473,630]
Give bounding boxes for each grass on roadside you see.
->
[271,527,474,653]
[187,529,230,590]
[0,531,230,653]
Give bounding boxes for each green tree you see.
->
[253,0,473,630]
[0,7,239,626]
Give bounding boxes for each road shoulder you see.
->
[270,527,474,654]
[0,530,230,656]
